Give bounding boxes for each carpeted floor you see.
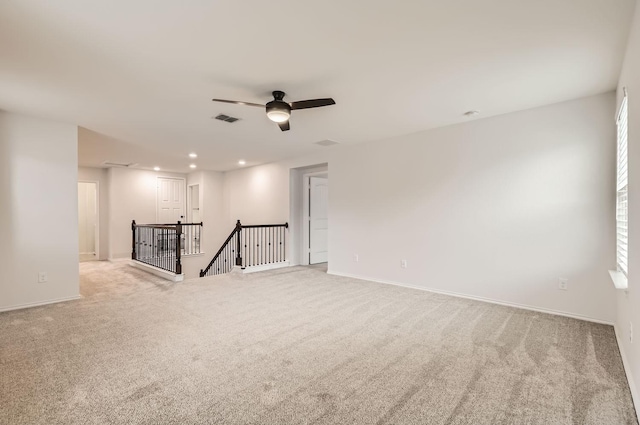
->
[0,261,637,425]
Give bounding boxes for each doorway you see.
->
[188,184,201,223]
[157,177,186,223]
[78,181,98,262]
[304,173,328,265]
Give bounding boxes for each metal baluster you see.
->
[269,227,272,264]
[278,226,281,262]
[260,228,262,265]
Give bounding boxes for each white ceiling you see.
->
[0,0,636,172]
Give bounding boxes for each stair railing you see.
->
[200,220,288,277]
[131,220,203,274]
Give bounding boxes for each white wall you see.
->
[0,112,79,311]
[616,0,640,410]
[78,167,109,260]
[224,93,617,324]
[224,162,292,228]
[108,168,187,259]
[330,93,616,323]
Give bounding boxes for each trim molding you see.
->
[327,270,614,326]
[243,261,290,274]
[614,324,639,416]
[0,295,82,313]
[130,261,184,282]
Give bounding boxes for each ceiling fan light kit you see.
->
[212,90,335,131]
[266,104,291,123]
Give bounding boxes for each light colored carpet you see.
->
[0,261,637,425]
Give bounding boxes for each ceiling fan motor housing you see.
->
[265,95,291,123]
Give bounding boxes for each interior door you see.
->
[157,177,185,223]
[309,176,328,264]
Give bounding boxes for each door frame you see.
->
[302,171,328,266]
[78,180,99,259]
[155,176,187,223]
[187,183,201,223]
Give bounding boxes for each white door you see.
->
[157,178,185,223]
[78,182,97,256]
[309,176,328,264]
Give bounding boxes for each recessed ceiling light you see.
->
[189,153,198,158]
[238,160,246,165]
[189,164,197,169]
[153,166,160,171]
[464,110,480,117]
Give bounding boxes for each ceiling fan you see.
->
[212,90,335,131]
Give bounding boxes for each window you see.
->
[616,90,629,278]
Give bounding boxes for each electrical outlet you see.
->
[558,278,568,290]
[401,260,408,269]
[354,254,359,262]
[38,272,48,283]
[630,322,634,343]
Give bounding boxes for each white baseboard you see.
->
[130,261,184,282]
[243,261,291,274]
[182,252,206,258]
[327,271,614,326]
[614,324,639,416]
[0,295,82,313]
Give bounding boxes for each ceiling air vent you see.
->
[314,139,339,147]
[102,161,138,168]
[214,114,240,123]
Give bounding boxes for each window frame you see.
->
[616,89,629,279]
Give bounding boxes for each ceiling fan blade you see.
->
[278,121,290,131]
[290,98,336,110]
[211,99,264,108]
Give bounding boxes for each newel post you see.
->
[131,220,137,260]
[175,220,183,274]
[235,219,243,266]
